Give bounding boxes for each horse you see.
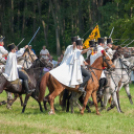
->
[101,47,134,112]
[39,51,115,115]
[0,48,38,109]
[0,58,52,113]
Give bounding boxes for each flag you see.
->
[83,25,101,49]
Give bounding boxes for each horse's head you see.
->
[30,58,53,69]
[102,50,115,70]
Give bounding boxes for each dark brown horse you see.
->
[0,58,52,113]
[39,51,115,115]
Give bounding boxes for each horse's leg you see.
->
[101,87,111,111]
[80,89,92,115]
[19,95,24,106]
[111,91,121,113]
[62,89,69,111]
[66,94,71,112]
[48,89,63,114]
[124,84,133,105]
[43,94,49,111]
[31,95,43,112]
[69,93,74,113]
[7,93,18,109]
[116,90,123,113]
[22,94,30,113]
[92,91,100,115]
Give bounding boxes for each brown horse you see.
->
[39,51,115,115]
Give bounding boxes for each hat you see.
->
[71,36,79,42]
[7,43,16,51]
[29,45,32,47]
[89,40,95,47]
[98,38,104,44]
[76,39,83,46]
[107,38,112,44]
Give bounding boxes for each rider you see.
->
[96,38,107,95]
[0,35,8,64]
[105,38,113,59]
[3,43,35,94]
[76,39,91,92]
[50,36,92,91]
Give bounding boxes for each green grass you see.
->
[0,85,134,134]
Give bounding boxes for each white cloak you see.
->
[3,52,19,81]
[50,45,83,88]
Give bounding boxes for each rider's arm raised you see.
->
[81,47,92,54]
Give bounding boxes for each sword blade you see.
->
[27,27,40,46]
[17,38,25,47]
[119,38,130,46]
[109,27,114,38]
[124,40,134,47]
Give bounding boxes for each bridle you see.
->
[103,55,114,70]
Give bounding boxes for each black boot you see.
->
[23,80,35,94]
[78,87,86,97]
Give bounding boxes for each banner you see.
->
[83,25,100,48]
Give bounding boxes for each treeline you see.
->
[0,0,134,55]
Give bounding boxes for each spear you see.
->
[124,40,134,47]
[109,27,114,38]
[17,38,25,47]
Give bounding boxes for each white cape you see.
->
[50,45,83,88]
[3,53,19,81]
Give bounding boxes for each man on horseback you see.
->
[75,39,91,93]
[96,38,107,95]
[105,38,114,59]
[50,36,92,92]
[3,43,35,94]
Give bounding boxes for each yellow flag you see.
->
[83,25,101,49]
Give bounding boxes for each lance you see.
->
[119,38,130,46]
[17,38,25,47]
[109,27,114,38]
[27,27,40,46]
[124,40,134,47]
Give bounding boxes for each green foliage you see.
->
[0,0,134,54]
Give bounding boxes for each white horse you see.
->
[102,48,134,112]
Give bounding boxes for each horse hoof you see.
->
[107,107,112,111]
[100,107,106,112]
[121,111,124,113]
[96,112,101,115]
[80,111,84,115]
[6,105,12,109]
[48,109,55,115]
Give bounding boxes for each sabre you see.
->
[17,38,25,47]
[109,27,114,38]
[119,38,129,46]
[0,37,5,42]
[27,27,40,46]
[124,40,134,47]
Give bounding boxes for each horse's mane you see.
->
[112,47,132,62]
[112,46,123,62]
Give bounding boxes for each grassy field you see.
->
[0,85,134,134]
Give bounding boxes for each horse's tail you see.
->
[39,72,50,101]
